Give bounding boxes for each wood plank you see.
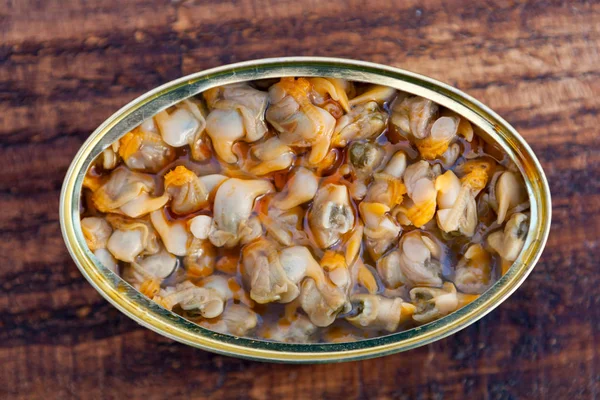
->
[1,0,599,398]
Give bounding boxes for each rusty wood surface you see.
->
[1,0,599,398]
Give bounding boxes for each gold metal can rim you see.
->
[59,57,551,363]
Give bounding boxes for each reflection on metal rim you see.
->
[59,57,552,363]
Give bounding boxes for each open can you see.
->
[60,57,552,363]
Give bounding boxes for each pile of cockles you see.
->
[80,77,530,343]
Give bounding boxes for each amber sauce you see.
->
[82,84,520,343]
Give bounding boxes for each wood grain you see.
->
[1,0,599,398]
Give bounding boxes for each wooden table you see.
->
[2,0,599,398]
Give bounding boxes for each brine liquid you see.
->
[81,83,514,342]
